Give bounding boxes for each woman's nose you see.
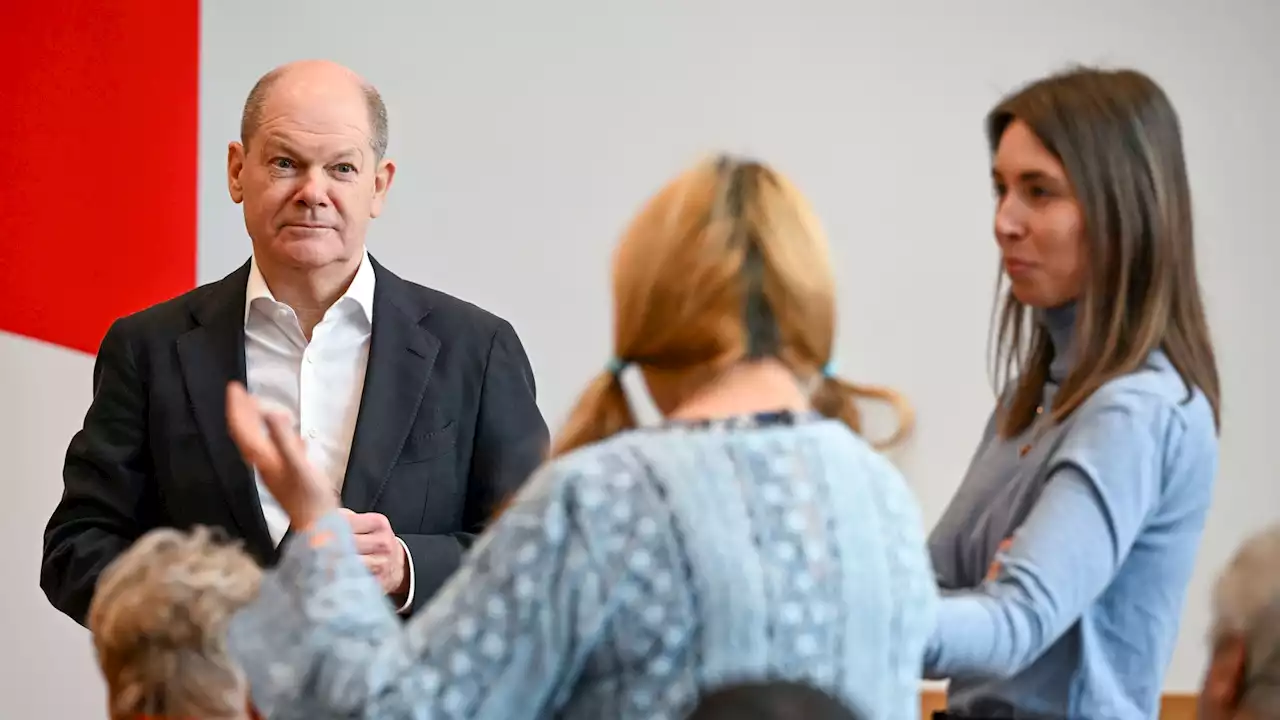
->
[994,197,1026,242]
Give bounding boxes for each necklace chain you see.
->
[1018,405,1047,457]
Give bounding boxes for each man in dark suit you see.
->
[41,59,549,625]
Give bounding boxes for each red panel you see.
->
[0,1,199,355]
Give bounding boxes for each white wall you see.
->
[3,1,1277,716]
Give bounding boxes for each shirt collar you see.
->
[244,250,376,326]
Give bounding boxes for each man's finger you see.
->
[344,511,391,535]
[361,555,385,575]
[352,533,390,556]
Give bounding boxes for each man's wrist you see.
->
[392,536,415,613]
[396,549,411,595]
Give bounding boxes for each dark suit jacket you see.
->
[41,256,549,626]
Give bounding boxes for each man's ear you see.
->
[369,158,396,218]
[228,142,247,204]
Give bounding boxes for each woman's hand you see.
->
[225,381,338,530]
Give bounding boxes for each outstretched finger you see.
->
[226,382,280,474]
[264,410,311,476]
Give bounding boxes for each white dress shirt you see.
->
[244,250,415,612]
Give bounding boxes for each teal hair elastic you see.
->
[605,357,626,375]
[822,360,837,378]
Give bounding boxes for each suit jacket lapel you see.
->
[175,261,275,563]
[342,260,440,513]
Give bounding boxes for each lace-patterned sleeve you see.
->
[228,458,639,720]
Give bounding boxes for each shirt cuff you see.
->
[394,536,415,614]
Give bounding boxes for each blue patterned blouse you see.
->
[228,412,938,720]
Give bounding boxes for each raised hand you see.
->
[225,381,338,531]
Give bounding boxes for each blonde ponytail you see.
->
[549,368,634,459]
[811,373,914,450]
[490,369,628,522]
[490,366,635,522]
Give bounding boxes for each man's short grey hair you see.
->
[1211,523,1280,716]
[239,68,389,160]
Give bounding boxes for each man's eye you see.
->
[272,158,295,169]
[334,163,356,174]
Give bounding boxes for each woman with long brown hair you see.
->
[220,155,937,720]
[926,67,1222,719]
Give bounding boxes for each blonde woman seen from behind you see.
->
[224,155,937,720]
[89,526,263,720]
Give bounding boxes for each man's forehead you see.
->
[257,128,366,156]
[243,62,382,159]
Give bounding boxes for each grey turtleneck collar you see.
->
[1041,302,1077,384]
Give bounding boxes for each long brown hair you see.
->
[988,67,1221,438]
[552,155,912,459]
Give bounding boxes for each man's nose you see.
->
[294,170,329,207]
